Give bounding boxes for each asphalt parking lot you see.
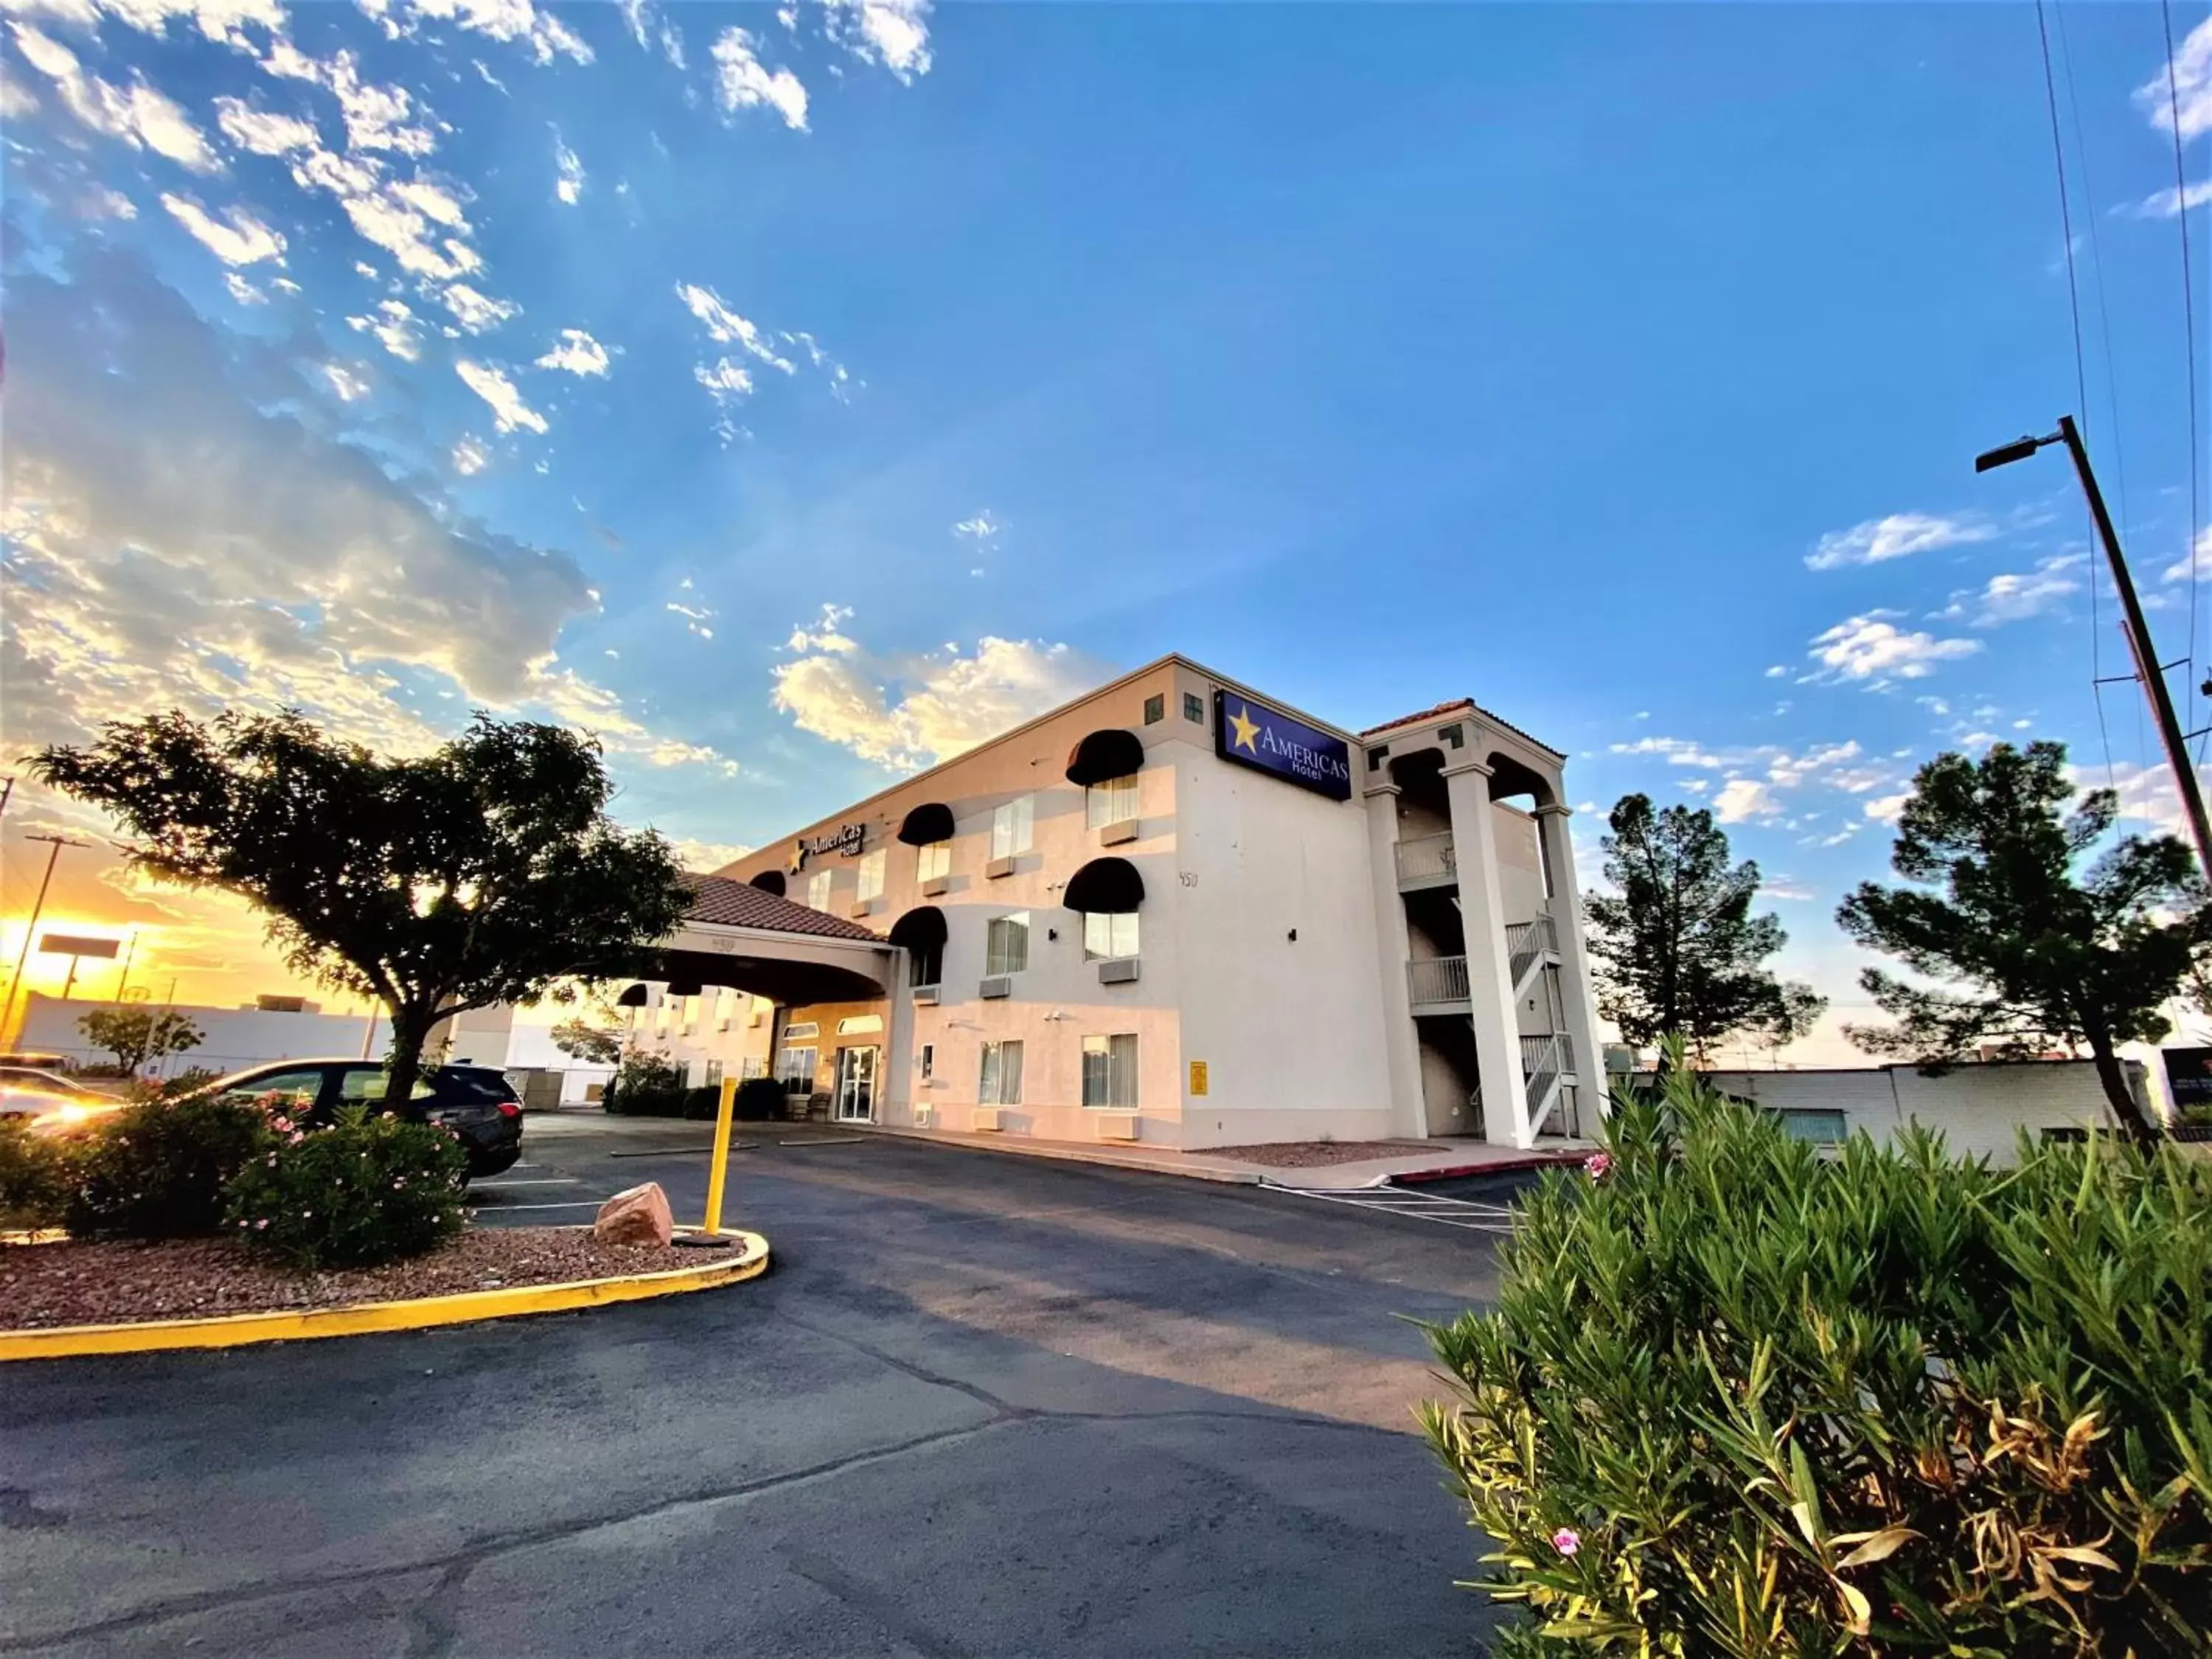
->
[1,1116,1510,1658]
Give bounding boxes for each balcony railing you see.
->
[1506,914,1557,990]
[1407,954,1470,1007]
[1394,831,1458,888]
[1520,1033,1571,1078]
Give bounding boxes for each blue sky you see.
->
[3,0,2209,1051]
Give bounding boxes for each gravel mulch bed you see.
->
[1204,1139,1440,1169]
[0,1227,748,1330]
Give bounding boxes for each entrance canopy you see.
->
[629,876,894,1006]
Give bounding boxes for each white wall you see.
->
[1703,1061,2127,1164]
[18,992,390,1076]
[1172,739,1398,1149]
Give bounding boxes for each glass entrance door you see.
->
[832,1046,878,1122]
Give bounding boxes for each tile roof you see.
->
[1359,698,1564,761]
[1358,698,1474,738]
[681,875,886,943]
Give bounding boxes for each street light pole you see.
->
[1976,416,2212,880]
[1,835,81,1047]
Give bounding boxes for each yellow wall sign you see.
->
[1188,1060,1208,1097]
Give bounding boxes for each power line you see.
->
[2036,0,2119,794]
[2160,1,2208,768]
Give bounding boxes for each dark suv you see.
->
[190,1059,524,1180]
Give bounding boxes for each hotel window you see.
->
[908,939,943,987]
[985,912,1030,976]
[916,838,952,883]
[978,1040,1025,1106]
[804,868,833,911]
[1081,1034,1138,1109]
[919,1043,934,1083]
[837,1014,883,1035]
[990,794,1034,859]
[1183,692,1204,724]
[1143,694,1165,725]
[776,1045,818,1091]
[856,847,886,903]
[782,1022,821,1041]
[1085,773,1138,830]
[1082,911,1139,961]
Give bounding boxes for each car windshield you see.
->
[433,1068,518,1105]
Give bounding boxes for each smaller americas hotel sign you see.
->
[1213,690,1354,801]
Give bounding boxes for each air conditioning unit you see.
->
[921,874,951,897]
[1098,818,1139,846]
[849,899,874,919]
[984,855,1016,880]
[972,1107,1003,1132]
[913,984,939,1006]
[717,1018,731,1032]
[1098,959,1140,985]
[1093,1113,1139,1142]
[979,975,1012,1000]
[912,1102,933,1127]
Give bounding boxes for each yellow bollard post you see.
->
[702,1075,739,1238]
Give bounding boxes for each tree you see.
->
[35,711,694,1109]
[550,1016,623,1068]
[1836,741,2207,1150]
[1584,793,1826,1062]
[77,1007,204,1074]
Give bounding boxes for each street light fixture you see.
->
[1975,415,2212,880]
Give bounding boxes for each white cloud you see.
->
[2076,760,2191,837]
[1764,664,1787,679]
[786,602,858,653]
[2162,526,2212,585]
[667,599,715,639]
[1609,735,1725,768]
[1808,613,1981,683]
[263,44,435,156]
[223,271,263,304]
[454,359,548,434]
[69,0,285,49]
[1714,778,1782,824]
[451,434,490,475]
[383,0,593,66]
[1937,553,2084,627]
[953,511,1000,539]
[1865,793,1910,826]
[824,0,931,82]
[437,282,518,333]
[159,193,285,265]
[2136,14,2212,144]
[675,282,796,369]
[2124,178,2212,218]
[1805,510,1996,571]
[13,23,220,170]
[535,327,612,377]
[1764,740,1861,789]
[710,27,807,131]
[552,131,583,204]
[668,837,755,872]
[212,94,320,157]
[1762,876,1816,901]
[773,611,1101,771]
[347,298,423,361]
[317,361,371,402]
[693,358,753,403]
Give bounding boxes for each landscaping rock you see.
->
[594,1182,673,1247]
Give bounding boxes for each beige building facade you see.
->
[640,655,1602,1152]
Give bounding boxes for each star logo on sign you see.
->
[1228,703,1261,754]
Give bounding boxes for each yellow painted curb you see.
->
[0,1230,770,1362]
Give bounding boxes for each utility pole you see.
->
[1,834,86,1048]
[1976,416,2212,880]
[113,928,139,1004]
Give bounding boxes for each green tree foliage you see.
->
[1585,794,1826,1060]
[549,1016,624,1068]
[226,1107,467,1270]
[0,1116,68,1230]
[1421,1062,2211,1657]
[34,711,694,1109]
[1837,742,2207,1149]
[61,1094,271,1240]
[75,1007,204,1074]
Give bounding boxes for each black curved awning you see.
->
[887,906,948,950]
[616,983,650,1008]
[664,978,703,1000]
[897,801,956,846]
[748,869,786,897]
[1065,728,1144,787]
[1063,857,1144,914]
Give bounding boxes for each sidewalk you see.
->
[852,1121,1593,1189]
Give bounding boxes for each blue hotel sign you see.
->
[1213,690,1354,801]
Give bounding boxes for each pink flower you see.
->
[1584,1152,1613,1182]
[1552,1528,1581,1557]
[288,1131,305,1145]
[254,1218,269,1230]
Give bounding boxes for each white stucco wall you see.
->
[1703,1061,2126,1164]
[18,992,390,1076]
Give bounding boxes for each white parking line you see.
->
[471,1177,581,1186]
[479,1200,606,1211]
[1266,1185,1518,1233]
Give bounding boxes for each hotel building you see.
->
[641,655,1604,1151]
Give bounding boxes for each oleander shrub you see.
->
[733,1077,787,1121]
[62,1093,271,1240]
[226,1106,467,1270]
[1419,1060,2211,1658]
[0,1116,67,1229]
[605,1053,686,1116]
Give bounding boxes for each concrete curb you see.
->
[0,1229,771,1363]
[852,1123,1264,1185]
[1386,1153,1587,1186]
